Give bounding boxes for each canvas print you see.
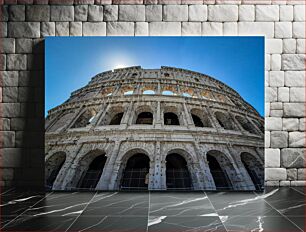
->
[45,37,264,191]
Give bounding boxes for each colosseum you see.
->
[45,66,264,191]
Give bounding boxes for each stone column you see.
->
[205,106,221,131]
[155,101,162,129]
[151,141,163,190]
[95,103,111,126]
[183,103,194,127]
[90,103,107,128]
[96,140,121,190]
[61,107,83,131]
[121,101,134,127]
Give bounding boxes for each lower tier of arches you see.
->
[45,141,264,191]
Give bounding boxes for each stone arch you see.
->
[45,151,66,190]
[190,108,212,128]
[116,148,153,190]
[165,148,197,190]
[47,110,75,132]
[214,111,237,130]
[68,149,107,189]
[235,115,258,134]
[240,152,264,191]
[99,105,125,126]
[163,105,182,126]
[71,108,97,128]
[133,105,154,125]
[206,150,237,190]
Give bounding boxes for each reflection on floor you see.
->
[1,187,305,231]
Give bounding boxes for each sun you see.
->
[114,64,128,69]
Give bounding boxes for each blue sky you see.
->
[45,37,264,116]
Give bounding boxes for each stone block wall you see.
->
[0,0,305,187]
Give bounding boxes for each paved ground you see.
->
[0,187,305,231]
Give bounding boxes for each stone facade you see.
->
[45,66,264,191]
[0,1,304,188]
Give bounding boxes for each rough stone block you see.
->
[265,117,282,131]
[55,22,69,36]
[1,38,15,53]
[279,181,290,186]
[26,5,50,21]
[270,131,288,148]
[202,22,222,35]
[280,5,293,21]
[269,71,284,87]
[283,39,296,54]
[266,39,282,54]
[163,5,188,22]
[293,22,305,38]
[41,22,55,36]
[275,22,292,39]
[223,22,237,35]
[265,131,270,148]
[2,71,18,87]
[282,54,305,70]
[145,5,162,22]
[265,54,270,71]
[104,5,118,21]
[296,39,305,54]
[74,5,88,21]
[281,148,305,168]
[287,168,297,180]
[3,103,20,117]
[182,22,201,36]
[3,131,15,148]
[70,22,82,36]
[9,5,25,21]
[290,87,304,102]
[149,22,181,36]
[289,132,305,147]
[135,22,148,36]
[265,168,286,181]
[15,39,32,53]
[290,181,306,186]
[239,5,255,21]
[8,22,40,38]
[119,5,145,22]
[255,5,279,21]
[278,87,289,102]
[0,54,6,71]
[283,118,299,131]
[83,22,106,36]
[270,54,281,71]
[107,22,134,36]
[7,54,27,70]
[208,5,238,22]
[299,118,305,131]
[284,103,304,117]
[285,71,304,87]
[51,6,74,21]
[238,22,274,38]
[265,87,277,102]
[88,5,103,22]
[265,148,280,168]
[294,5,305,21]
[297,168,305,180]
[189,5,207,21]
[3,86,18,103]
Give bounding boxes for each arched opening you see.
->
[143,90,155,95]
[191,114,204,127]
[182,92,192,98]
[124,90,133,95]
[45,152,66,190]
[136,112,153,125]
[164,112,180,125]
[121,153,150,190]
[166,153,192,190]
[72,109,97,128]
[109,112,124,125]
[207,151,233,190]
[162,90,174,96]
[235,115,258,134]
[78,154,107,189]
[215,111,236,130]
[241,152,264,191]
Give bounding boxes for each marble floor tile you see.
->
[149,192,215,216]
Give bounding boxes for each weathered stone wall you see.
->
[0,0,305,188]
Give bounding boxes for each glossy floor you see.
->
[1,187,305,231]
